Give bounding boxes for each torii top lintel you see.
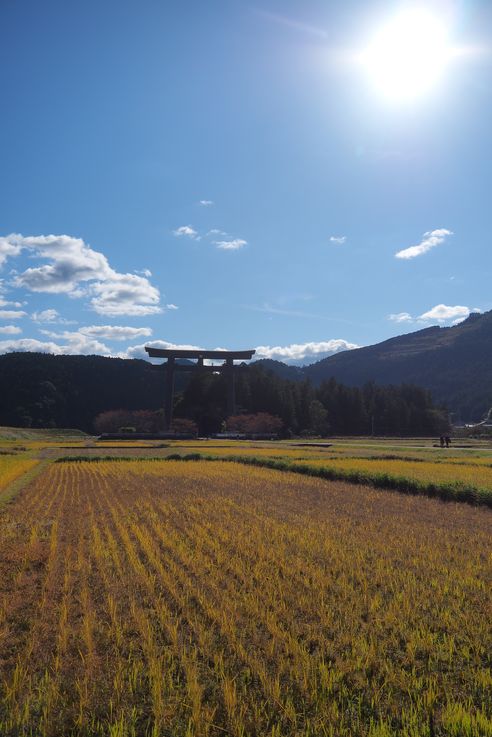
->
[145,347,256,361]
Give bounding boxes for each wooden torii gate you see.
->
[145,347,256,431]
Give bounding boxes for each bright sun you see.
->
[363,9,453,100]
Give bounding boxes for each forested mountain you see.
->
[0,352,447,436]
[0,353,164,431]
[300,311,492,422]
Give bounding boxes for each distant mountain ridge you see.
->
[253,311,492,422]
[251,359,305,381]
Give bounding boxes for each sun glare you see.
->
[363,9,453,100]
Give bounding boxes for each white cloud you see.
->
[31,309,77,325]
[173,225,199,239]
[0,233,162,317]
[329,235,347,245]
[166,303,178,310]
[0,334,111,356]
[0,325,22,335]
[388,312,413,323]
[123,339,204,361]
[0,332,358,365]
[0,310,27,319]
[0,236,23,267]
[32,309,61,323]
[53,333,111,354]
[39,329,69,338]
[419,304,471,322]
[215,239,247,251]
[395,228,453,259]
[122,339,246,366]
[388,304,480,326]
[40,326,152,345]
[199,200,214,206]
[79,325,152,341]
[0,338,64,354]
[0,299,24,308]
[90,273,161,316]
[207,229,227,237]
[255,339,358,363]
[11,234,110,293]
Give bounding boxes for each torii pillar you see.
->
[226,358,235,417]
[164,357,175,430]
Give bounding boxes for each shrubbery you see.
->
[94,409,198,436]
[226,412,283,435]
[94,409,163,434]
[169,417,199,435]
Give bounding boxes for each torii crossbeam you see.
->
[145,347,256,431]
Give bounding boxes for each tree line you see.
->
[0,352,449,436]
[174,365,449,436]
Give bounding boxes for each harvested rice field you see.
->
[0,456,38,500]
[35,436,492,506]
[0,457,490,736]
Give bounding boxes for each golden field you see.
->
[293,456,492,489]
[0,456,38,499]
[0,458,490,736]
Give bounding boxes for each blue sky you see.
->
[1,0,491,364]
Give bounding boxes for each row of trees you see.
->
[172,365,449,436]
[0,352,449,436]
[93,409,284,436]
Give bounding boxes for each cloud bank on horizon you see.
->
[0,334,359,365]
[123,338,359,364]
[254,339,358,362]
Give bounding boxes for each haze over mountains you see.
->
[257,310,492,422]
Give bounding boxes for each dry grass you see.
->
[0,459,490,736]
[0,457,38,500]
